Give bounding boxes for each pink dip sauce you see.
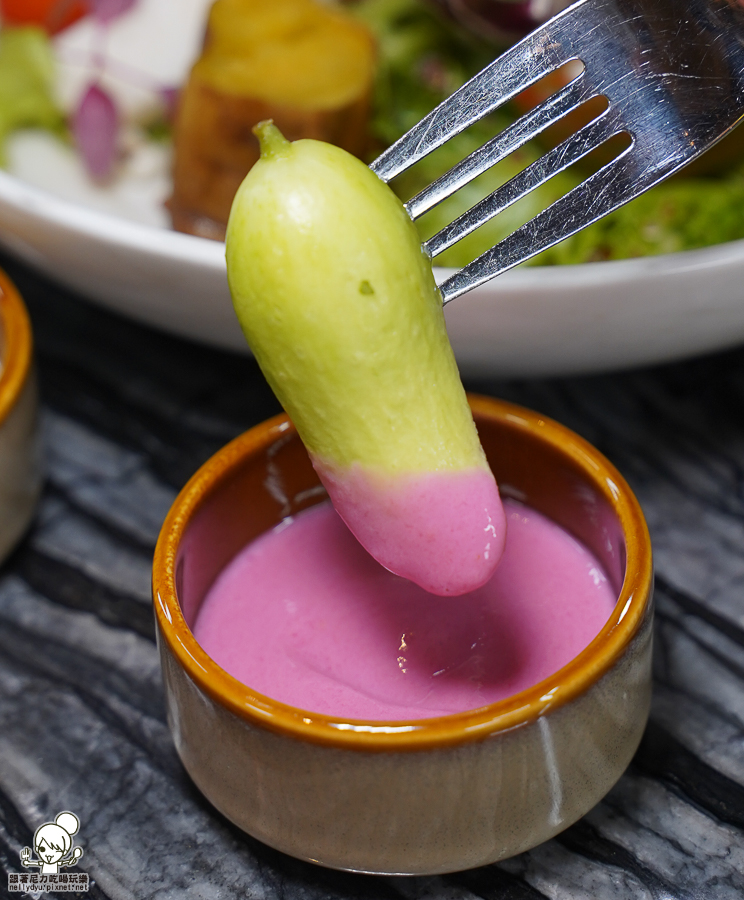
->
[194,499,617,721]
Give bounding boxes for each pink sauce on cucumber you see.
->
[193,499,617,721]
[314,461,505,596]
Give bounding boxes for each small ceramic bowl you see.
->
[152,394,653,875]
[0,270,42,562]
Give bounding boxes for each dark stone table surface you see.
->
[0,250,743,899]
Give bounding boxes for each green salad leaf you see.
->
[537,170,744,264]
[354,0,494,147]
[0,26,65,166]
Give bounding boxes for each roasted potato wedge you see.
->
[169,0,376,240]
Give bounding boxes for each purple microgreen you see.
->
[89,0,138,25]
[158,87,180,122]
[73,81,119,179]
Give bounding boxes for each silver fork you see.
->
[370,0,744,303]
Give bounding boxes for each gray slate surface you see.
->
[0,252,743,898]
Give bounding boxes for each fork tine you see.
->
[369,1,592,184]
[424,107,624,260]
[437,148,651,304]
[405,73,592,221]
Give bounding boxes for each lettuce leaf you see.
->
[0,26,64,166]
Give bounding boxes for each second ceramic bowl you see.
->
[0,269,42,562]
[152,394,653,875]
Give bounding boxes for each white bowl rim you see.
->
[3,166,744,285]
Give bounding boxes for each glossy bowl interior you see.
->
[153,394,653,874]
[0,270,42,562]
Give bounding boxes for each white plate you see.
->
[2,0,744,376]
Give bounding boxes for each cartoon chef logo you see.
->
[20,811,84,874]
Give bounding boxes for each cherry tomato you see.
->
[1,0,89,34]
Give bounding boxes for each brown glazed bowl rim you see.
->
[0,269,32,429]
[153,394,653,751]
